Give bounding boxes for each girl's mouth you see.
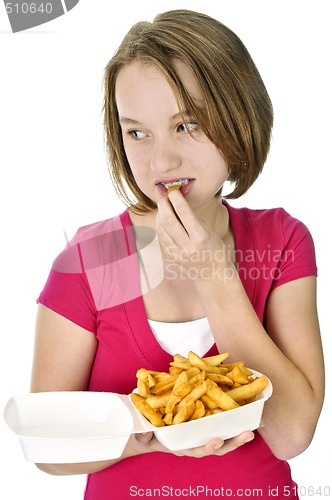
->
[156,178,195,196]
[162,178,190,192]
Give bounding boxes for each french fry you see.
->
[131,351,269,427]
[150,375,178,395]
[201,394,219,410]
[165,371,188,413]
[228,364,251,385]
[169,361,192,370]
[241,366,253,377]
[190,371,206,383]
[222,361,244,369]
[203,352,230,366]
[163,412,173,425]
[148,374,157,388]
[189,400,206,420]
[136,368,160,381]
[172,370,188,388]
[187,352,229,374]
[173,379,198,398]
[187,351,208,369]
[146,391,173,409]
[173,400,195,424]
[186,367,202,378]
[165,394,182,414]
[169,366,183,376]
[169,354,191,370]
[178,380,209,408]
[207,385,240,411]
[206,373,233,386]
[173,371,205,398]
[137,378,150,397]
[167,184,182,193]
[225,376,269,402]
[130,393,165,427]
[173,354,188,362]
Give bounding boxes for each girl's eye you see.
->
[177,122,199,133]
[129,130,146,140]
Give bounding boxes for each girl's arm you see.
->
[194,273,324,460]
[30,304,254,476]
[156,191,325,460]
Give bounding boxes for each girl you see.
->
[31,9,324,499]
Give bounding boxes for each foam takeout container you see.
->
[3,370,272,463]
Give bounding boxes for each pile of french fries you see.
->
[130,351,269,427]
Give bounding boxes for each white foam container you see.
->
[4,370,272,463]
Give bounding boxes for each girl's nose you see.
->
[150,138,181,174]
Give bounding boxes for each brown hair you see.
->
[103,9,273,213]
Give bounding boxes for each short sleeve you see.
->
[36,212,138,331]
[37,240,98,334]
[271,210,317,290]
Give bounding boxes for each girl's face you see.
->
[115,60,229,212]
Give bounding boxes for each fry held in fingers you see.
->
[163,179,189,193]
[130,351,269,427]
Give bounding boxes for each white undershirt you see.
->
[147,317,215,357]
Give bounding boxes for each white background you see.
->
[0,0,331,498]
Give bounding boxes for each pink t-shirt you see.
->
[37,202,317,499]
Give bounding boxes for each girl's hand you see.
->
[156,190,235,285]
[125,431,255,459]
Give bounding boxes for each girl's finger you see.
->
[157,195,190,244]
[167,189,204,239]
[204,432,255,456]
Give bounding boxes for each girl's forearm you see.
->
[35,458,121,476]
[194,274,323,459]
[34,431,156,476]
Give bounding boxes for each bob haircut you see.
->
[103,9,273,213]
